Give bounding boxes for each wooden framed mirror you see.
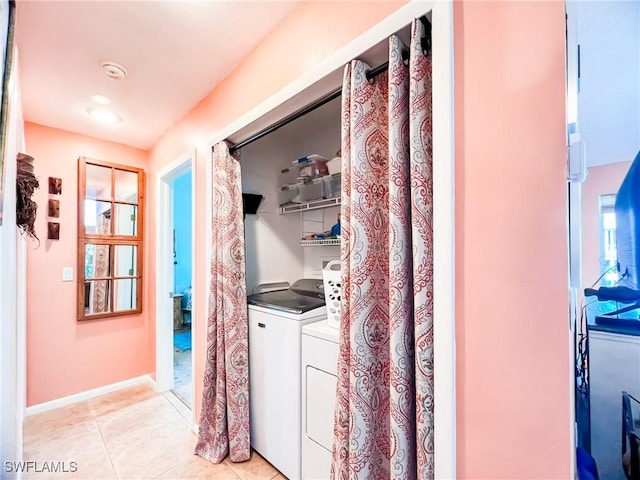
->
[77,157,145,320]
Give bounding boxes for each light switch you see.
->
[62,267,74,282]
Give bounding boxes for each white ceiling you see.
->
[577,0,640,167]
[15,1,301,150]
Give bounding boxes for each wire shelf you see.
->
[279,196,341,214]
[299,238,341,247]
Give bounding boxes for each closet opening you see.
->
[203,1,454,476]
[170,168,193,408]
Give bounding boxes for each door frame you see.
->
[1,52,27,471]
[202,1,455,476]
[155,149,196,418]
[566,1,581,475]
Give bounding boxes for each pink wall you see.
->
[147,1,572,476]
[147,0,407,422]
[24,122,152,406]
[454,1,570,478]
[582,162,631,288]
[22,0,574,475]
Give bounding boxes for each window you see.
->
[78,157,145,320]
[599,194,619,287]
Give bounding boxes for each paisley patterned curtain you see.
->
[92,213,111,313]
[195,141,251,464]
[332,19,434,480]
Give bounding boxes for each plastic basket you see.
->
[322,260,342,329]
[327,157,341,175]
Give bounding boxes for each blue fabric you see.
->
[577,469,596,480]
[174,331,191,351]
[576,447,599,480]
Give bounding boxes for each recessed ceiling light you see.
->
[90,94,111,105]
[87,108,121,124]
[101,61,127,80]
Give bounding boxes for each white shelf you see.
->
[299,238,341,247]
[279,196,341,214]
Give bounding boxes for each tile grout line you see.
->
[93,415,120,479]
[150,393,202,480]
[224,453,282,480]
[95,393,193,480]
[224,458,244,480]
[27,387,276,480]
[162,391,194,428]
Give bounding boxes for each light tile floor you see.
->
[173,327,193,408]
[173,348,192,408]
[22,384,285,480]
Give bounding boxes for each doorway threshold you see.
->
[165,390,193,425]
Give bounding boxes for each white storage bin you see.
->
[327,157,341,176]
[277,184,298,206]
[322,260,342,330]
[279,166,298,186]
[292,178,324,203]
[322,173,341,199]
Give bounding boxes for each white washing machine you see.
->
[301,319,340,480]
[248,279,327,480]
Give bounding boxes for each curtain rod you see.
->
[227,63,390,155]
[229,85,340,154]
[227,16,430,155]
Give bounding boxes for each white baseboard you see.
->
[25,375,156,417]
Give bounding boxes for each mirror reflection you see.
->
[84,280,111,315]
[114,204,138,236]
[114,279,137,312]
[114,169,138,201]
[79,158,143,320]
[84,244,110,278]
[114,245,137,277]
[84,200,111,235]
[86,164,112,200]
[83,243,139,314]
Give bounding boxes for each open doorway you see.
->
[568,2,640,479]
[171,170,193,406]
[156,151,195,415]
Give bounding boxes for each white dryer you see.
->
[301,319,340,480]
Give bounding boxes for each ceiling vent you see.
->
[101,61,127,80]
